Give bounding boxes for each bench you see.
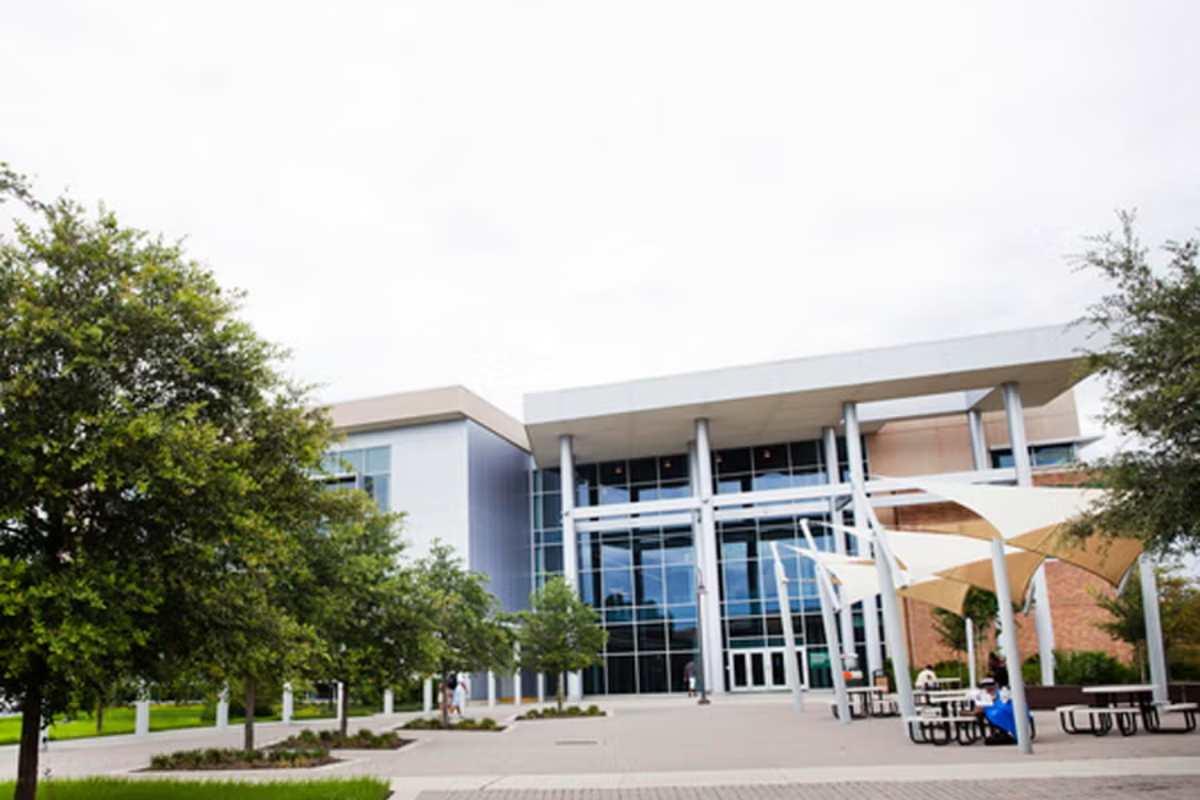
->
[1145,702,1197,734]
[905,714,985,746]
[1057,704,1139,736]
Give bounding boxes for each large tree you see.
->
[0,165,332,799]
[1091,565,1200,680]
[414,542,513,727]
[514,577,607,712]
[1071,213,1200,554]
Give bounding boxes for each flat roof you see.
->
[329,386,530,452]
[524,324,1100,466]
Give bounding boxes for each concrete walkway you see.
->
[2,692,1197,799]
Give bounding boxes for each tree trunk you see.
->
[339,680,350,739]
[96,700,105,734]
[557,672,565,713]
[15,662,46,800]
[440,671,450,728]
[243,676,256,752]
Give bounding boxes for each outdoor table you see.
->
[915,690,973,718]
[845,686,887,718]
[1083,684,1159,730]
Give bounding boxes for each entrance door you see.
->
[729,648,808,691]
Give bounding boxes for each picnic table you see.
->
[838,686,890,718]
[1057,684,1196,736]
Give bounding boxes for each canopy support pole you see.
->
[864,512,916,726]
[1139,553,1169,705]
[770,543,804,713]
[966,618,978,689]
[990,536,1033,754]
[800,522,851,724]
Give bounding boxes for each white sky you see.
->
[3,1,1199,439]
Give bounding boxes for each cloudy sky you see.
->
[3,1,1198,431]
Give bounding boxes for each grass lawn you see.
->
[0,777,390,799]
[0,704,384,746]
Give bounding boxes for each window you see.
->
[991,442,1078,469]
[321,446,390,510]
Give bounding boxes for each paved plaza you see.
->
[2,693,1198,799]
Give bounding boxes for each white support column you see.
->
[283,683,295,724]
[844,403,882,678]
[135,684,150,738]
[512,642,522,710]
[336,681,345,723]
[694,419,726,694]
[487,671,496,708]
[422,678,433,714]
[559,435,584,703]
[966,619,978,689]
[770,544,804,713]
[1139,553,1170,705]
[991,536,1034,754]
[216,687,229,731]
[823,426,857,663]
[537,673,546,705]
[1003,381,1056,686]
[383,688,394,716]
[968,408,989,472]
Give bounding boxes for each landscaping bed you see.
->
[0,777,389,799]
[276,728,411,750]
[518,704,605,720]
[148,747,336,771]
[402,716,503,731]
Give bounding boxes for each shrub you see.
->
[478,717,497,730]
[586,705,601,716]
[149,747,332,770]
[1054,649,1138,685]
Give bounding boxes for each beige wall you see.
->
[867,390,1082,477]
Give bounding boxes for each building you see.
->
[328,324,1121,697]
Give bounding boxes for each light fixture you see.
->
[663,459,672,469]
[615,465,623,475]
[763,448,772,459]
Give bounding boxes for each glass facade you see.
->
[530,435,870,695]
[320,445,392,510]
[991,442,1077,469]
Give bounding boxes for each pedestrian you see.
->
[684,660,697,697]
[453,674,469,718]
[445,671,459,715]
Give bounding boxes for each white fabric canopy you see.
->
[906,479,1105,540]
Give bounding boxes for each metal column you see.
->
[823,426,857,666]
[991,537,1034,754]
[694,419,726,694]
[559,435,584,703]
[770,543,804,713]
[968,408,989,472]
[1139,553,1170,704]
[1003,381,1056,686]
[844,403,882,678]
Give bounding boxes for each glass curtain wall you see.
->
[529,435,869,694]
[319,446,391,510]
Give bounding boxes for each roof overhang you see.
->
[524,324,1102,467]
[329,386,530,452]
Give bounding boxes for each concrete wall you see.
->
[338,420,471,561]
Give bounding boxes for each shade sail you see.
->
[902,479,1140,588]
[780,545,880,608]
[898,577,972,615]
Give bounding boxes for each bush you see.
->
[1053,649,1138,685]
[586,704,601,716]
[149,747,332,770]
[276,728,405,750]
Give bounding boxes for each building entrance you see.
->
[728,647,809,692]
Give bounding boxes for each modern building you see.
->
[327,323,1117,698]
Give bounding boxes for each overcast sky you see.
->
[3,1,1199,434]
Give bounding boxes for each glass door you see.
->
[730,648,808,691]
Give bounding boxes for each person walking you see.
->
[684,660,698,698]
[453,674,469,718]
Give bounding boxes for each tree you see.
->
[930,588,998,680]
[1070,212,1200,554]
[0,165,332,800]
[514,577,607,712]
[1091,565,1200,680]
[413,542,513,727]
[302,494,430,738]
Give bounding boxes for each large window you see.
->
[991,442,1078,469]
[320,446,391,510]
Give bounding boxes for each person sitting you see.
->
[970,679,1028,745]
[914,664,939,689]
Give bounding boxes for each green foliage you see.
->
[1070,212,1200,555]
[148,747,333,770]
[522,704,605,719]
[0,777,390,800]
[514,577,608,712]
[0,165,356,797]
[401,715,502,731]
[413,542,514,727]
[1050,649,1138,685]
[1090,565,1200,680]
[276,728,405,750]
